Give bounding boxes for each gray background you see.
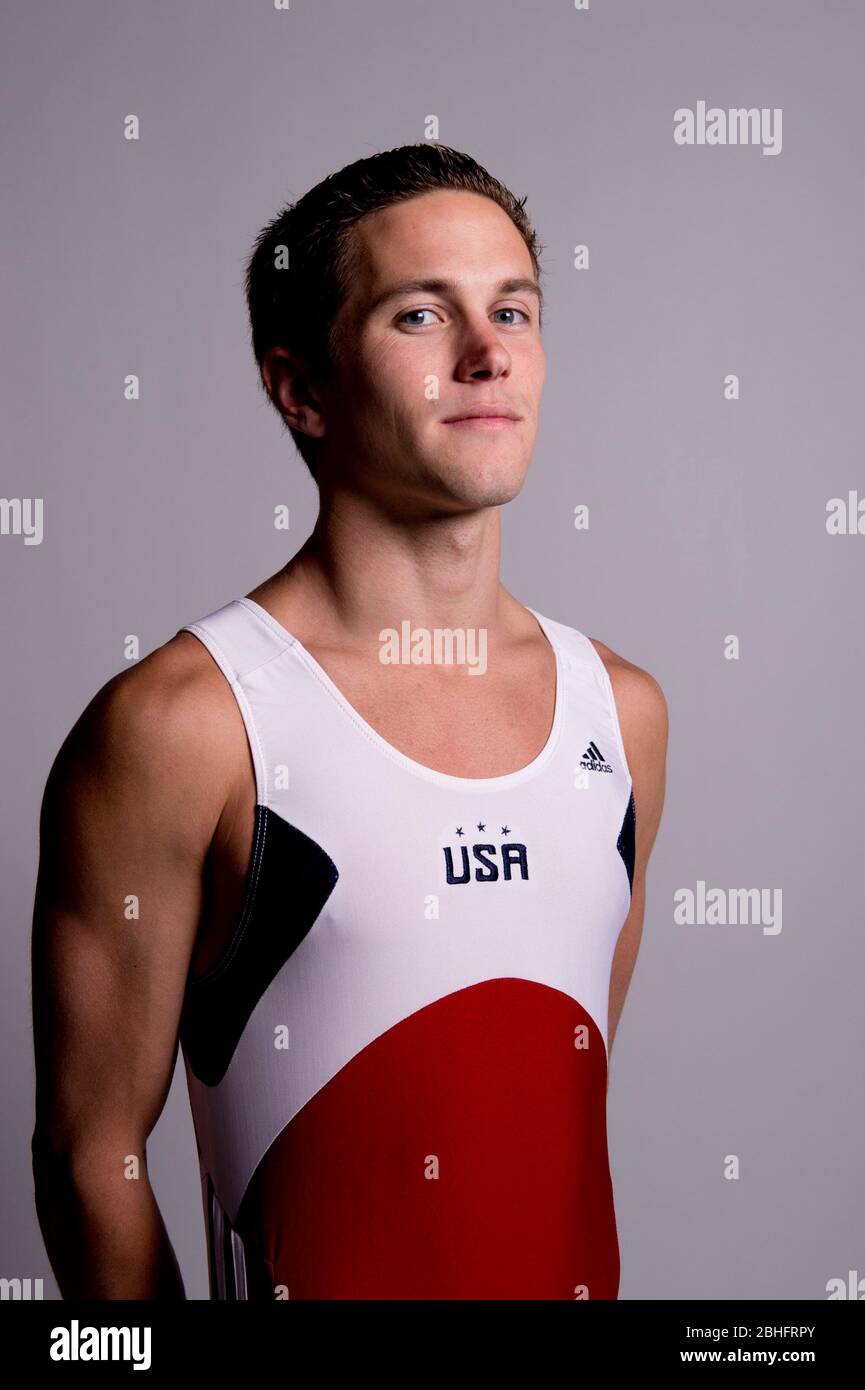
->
[2,0,862,1300]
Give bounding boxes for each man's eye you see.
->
[398,308,438,327]
[492,307,530,325]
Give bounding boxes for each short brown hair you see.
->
[243,143,544,480]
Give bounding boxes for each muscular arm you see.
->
[594,646,669,1060]
[30,638,232,1299]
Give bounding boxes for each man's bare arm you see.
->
[31,637,236,1299]
[594,647,669,1059]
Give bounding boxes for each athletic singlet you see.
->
[176,595,635,1300]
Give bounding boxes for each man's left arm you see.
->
[591,644,669,1059]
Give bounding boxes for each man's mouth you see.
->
[441,404,522,427]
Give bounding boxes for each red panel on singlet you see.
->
[236,977,619,1299]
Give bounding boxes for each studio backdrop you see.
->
[2,0,862,1300]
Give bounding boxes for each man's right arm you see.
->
[30,638,234,1299]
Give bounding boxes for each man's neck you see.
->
[253,495,524,652]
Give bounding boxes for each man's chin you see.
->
[428,456,530,509]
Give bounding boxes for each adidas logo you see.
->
[580,740,613,773]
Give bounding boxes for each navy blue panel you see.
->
[616,790,636,893]
[181,805,339,1086]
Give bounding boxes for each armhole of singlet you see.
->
[179,621,269,808]
[577,630,635,791]
[178,621,271,990]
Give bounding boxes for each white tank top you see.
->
[177,595,635,1300]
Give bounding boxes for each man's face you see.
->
[315,188,546,510]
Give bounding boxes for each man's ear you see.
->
[261,346,327,440]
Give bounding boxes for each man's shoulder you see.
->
[89,627,239,751]
[46,627,244,806]
[587,636,667,711]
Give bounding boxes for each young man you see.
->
[31,144,667,1300]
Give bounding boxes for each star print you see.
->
[477,822,486,832]
[501,825,510,835]
[455,826,464,836]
